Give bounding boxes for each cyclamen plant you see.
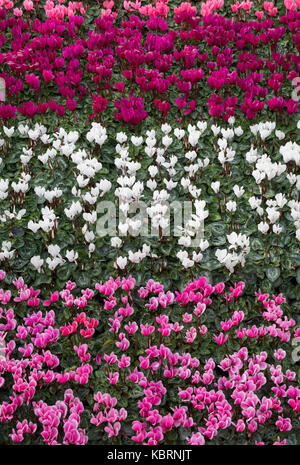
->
[0,270,299,445]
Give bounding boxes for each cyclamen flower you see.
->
[92,95,108,113]
[213,332,228,345]
[43,70,55,83]
[25,74,40,91]
[275,417,292,432]
[186,327,197,343]
[114,96,147,125]
[274,349,286,360]
[214,282,225,294]
[140,323,155,336]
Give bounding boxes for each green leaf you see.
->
[76,272,91,288]
[266,267,280,283]
[34,274,52,286]
[251,238,264,251]
[11,227,25,237]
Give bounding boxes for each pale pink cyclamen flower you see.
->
[274,349,286,360]
[183,312,192,323]
[186,327,197,343]
[284,0,299,10]
[187,432,205,445]
[255,10,264,19]
[13,8,23,16]
[124,0,141,11]
[24,0,34,11]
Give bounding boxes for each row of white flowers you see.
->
[0,117,299,275]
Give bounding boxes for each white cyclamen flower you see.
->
[30,256,44,272]
[116,256,127,269]
[258,221,269,234]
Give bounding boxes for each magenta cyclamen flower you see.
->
[114,95,148,125]
[25,74,40,90]
[42,70,55,83]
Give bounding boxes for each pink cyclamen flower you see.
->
[274,349,286,360]
[108,372,119,385]
[213,332,228,345]
[276,417,292,432]
[13,8,23,16]
[214,282,225,294]
[24,0,34,11]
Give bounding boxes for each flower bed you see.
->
[0,272,299,445]
[0,0,299,446]
[0,2,300,124]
